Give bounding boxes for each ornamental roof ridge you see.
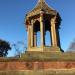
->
[26,0,57,18]
[38,0,45,2]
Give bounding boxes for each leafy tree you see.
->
[0,39,11,57]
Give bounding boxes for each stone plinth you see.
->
[27,46,62,52]
[0,61,75,71]
[0,52,75,71]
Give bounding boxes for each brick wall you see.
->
[0,61,75,71]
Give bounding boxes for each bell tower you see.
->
[25,0,63,52]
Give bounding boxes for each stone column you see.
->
[28,25,31,49]
[50,31,52,46]
[33,32,37,47]
[40,12,45,47]
[31,20,34,47]
[51,17,57,46]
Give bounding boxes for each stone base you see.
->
[27,46,63,52]
[0,61,75,71]
[0,52,75,75]
[0,59,75,75]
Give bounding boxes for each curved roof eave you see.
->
[26,0,57,19]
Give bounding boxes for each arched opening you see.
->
[33,20,40,32]
[44,19,51,46]
[33,20,40,47]
[31,19,52,47]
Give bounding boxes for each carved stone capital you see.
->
[51,16,56,24]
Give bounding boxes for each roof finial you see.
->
[38,0,45,2]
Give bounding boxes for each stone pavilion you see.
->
[25,0,63,52]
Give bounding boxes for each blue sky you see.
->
[0,0,75,56]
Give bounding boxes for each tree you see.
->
[12,41,27,57]
[68,39,75,51]
[0,39,11,57]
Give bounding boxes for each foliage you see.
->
[68,39,75,51]
[0,39,11,57]
[12,41,27,57]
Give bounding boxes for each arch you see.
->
[44,19,51,31]
[44,19,51,46]
[33,20,40,32]
[33,20,40,47]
